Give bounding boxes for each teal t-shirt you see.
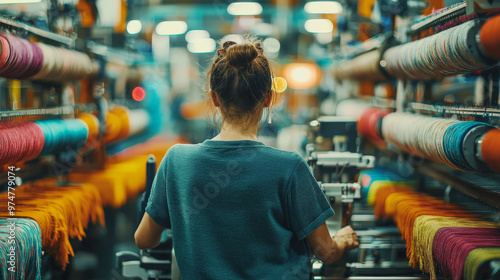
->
[146,140,334,280]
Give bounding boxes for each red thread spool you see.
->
[358,107,392,148]
[480,128,500,173]
[0,122,45,166]
[479,14,500,60]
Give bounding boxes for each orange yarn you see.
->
[480,128,500,173]
[78,113,100,145]
[0,179,104,269]
[374,185,412,220]
[110,106,131,141]
[103,106,131,143]
[70,141,179,208]
[479,14,500,60]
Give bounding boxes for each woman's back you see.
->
[146,140,334,279]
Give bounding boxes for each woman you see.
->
[135,39,359,279]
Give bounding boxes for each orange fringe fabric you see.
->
[0,179,104,269]
[374,185,500,280]
[69,141,179,208]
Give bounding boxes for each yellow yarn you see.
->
[464,248,500,280]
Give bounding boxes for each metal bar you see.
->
[409,102,500,118]
[409,2,466,34]
[0,106,74,119]
[0,17,74,46]
[416,163,500,211]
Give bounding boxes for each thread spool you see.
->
[383,21,487,80]
[381,113,494,171]
[34,119,89,156]
[333,50,388,82]
[78,113,100,145]
[0,34,43,79]
[479,14,500,60]
[358,107,392,148]
[0,33,98,81]
[108,106,130,141]
[442,122,492,171]
[104,112,122,143]
[479,128,500,173]
[0,122,45,166]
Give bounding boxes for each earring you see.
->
[267,107,272,124]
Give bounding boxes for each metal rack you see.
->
[409,102,500,118]
[0,16,75,46]
[415,163,500,211]
[408,2,467,35]
[0,104,97,119]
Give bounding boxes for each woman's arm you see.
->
[306,223,359,264]
[135,212,166,250]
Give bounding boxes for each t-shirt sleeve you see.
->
[145,154,171,228]
[285,156,334,240]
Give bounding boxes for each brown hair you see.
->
[208,37,273,126]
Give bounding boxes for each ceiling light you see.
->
[227,2,263,16]
[305,1,343,14]
[222,34,245,44]
[185,30,210,43]
[156,21,188,36]
[263,38,280,53]
[187,38,216,54]
[305,19,334,33]
[126,20,142,35]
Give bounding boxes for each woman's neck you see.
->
[212,121,259,141]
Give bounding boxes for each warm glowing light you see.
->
[185,30,210,43]
[187,38,216,53]
[132,87,146,101]
[127,20,142,35]
[282,63,322,89]
[304,19,334,33]
[155,21,188,36]
[227,2,263,16]
[304,1,343,14]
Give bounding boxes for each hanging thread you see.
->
[0,218,42,280]
[464,248,500,280]
[373,185,500,280]
[0,179,104,269]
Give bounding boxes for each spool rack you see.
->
[0,16,75,46]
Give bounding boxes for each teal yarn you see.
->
[443,122,491,171]
[0,218,42,280]
[34,119,89,156]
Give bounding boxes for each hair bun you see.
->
[225,43,259,70]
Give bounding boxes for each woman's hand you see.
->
[333,225,359,250]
